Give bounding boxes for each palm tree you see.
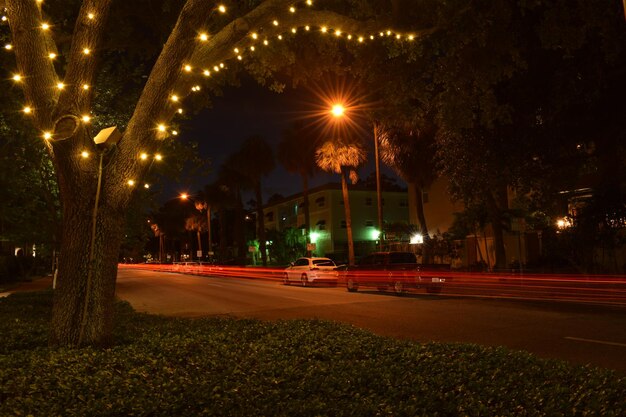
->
[378,124,438,262]
[232,135,275,266]
[316,138,367,266]
[184,214,205,260]
[277,121,320,255]
[217,158,249,265]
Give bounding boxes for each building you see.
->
[263,183,411,262]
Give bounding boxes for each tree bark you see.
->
[341,169,356,266]
[50,184,126,347]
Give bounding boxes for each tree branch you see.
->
[56,0,114,116]
[6,0,60,129]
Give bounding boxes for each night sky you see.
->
[172,76,398,204]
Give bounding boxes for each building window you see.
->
[316,220,326,231]
[365,197,372,206]
[422,192,429,204]
[365,220,374,227]
[340,220,347,228]
[315,196,325,207]
[265,211,274,222]
[399,199,408,207]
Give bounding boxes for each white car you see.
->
[283,257,339,286]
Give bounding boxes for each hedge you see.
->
[1,291,624,416]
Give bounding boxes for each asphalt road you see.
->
[116,268,626,374]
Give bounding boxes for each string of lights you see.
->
[1,0,421,183]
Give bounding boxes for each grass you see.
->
[1,291,625,416]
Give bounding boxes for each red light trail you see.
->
[119,264,626,307]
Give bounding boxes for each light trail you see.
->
[118,264,626,307]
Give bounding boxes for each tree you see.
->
[233,135,275,266]
[316,138,367,266]
[277,120,320,254]
[378,123,438,261]
[2,0,438,346]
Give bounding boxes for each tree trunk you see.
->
[218,207,227,262]
[255,182,267,266]
[50,195,126,347]
[341,170,356,266]
[301,175,311,255]
[411,182,431,263]
[486,191,507,270]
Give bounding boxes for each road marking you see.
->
[565,336,626,348]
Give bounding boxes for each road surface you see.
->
[116,268,626,373]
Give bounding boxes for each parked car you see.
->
[283,257,339,286]
[344,251,449,295]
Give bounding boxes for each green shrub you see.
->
[1,292,624,416]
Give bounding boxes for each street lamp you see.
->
[332,104,384,250]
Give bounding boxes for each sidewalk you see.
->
[0,276,53,297]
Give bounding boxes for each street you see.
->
[116,267,626,373]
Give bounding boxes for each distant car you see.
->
[283,257,339,287]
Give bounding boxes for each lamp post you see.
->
[332,105,384,250]
[373,122,383,250]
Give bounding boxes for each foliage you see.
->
[266,227,306,265]
[1,291,626,416]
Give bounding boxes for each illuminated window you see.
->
[316,219,326,231]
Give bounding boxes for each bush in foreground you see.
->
[1,291,625,416]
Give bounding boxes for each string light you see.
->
[82,84,90,90]
[218,5,226,13]
[306,0,313,5]
[140,153,148,160]
[127,180,135,186]
[321,26,327,33]
[12,74,22,82]
[199,33,208,41]
[56,82,65,89]
[273,20,279,26]
[81,115,91,123]
[157,124,166,132]
[289,7,296,13]
[251,32,258,39]
[87,13,95,20]
[23,106,32,114]
[155,154,163,161]
[81,151,89,158]
[170,94,179,102]
[48,52,57,59]
[83,48,91,54]
[4,44,12,50]
[41,23,50,30]
[184,64,192,72]
[203,70,210,76]
[144,184,150,189]
[43,132,52,140]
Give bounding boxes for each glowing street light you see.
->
[331,104,345,117]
